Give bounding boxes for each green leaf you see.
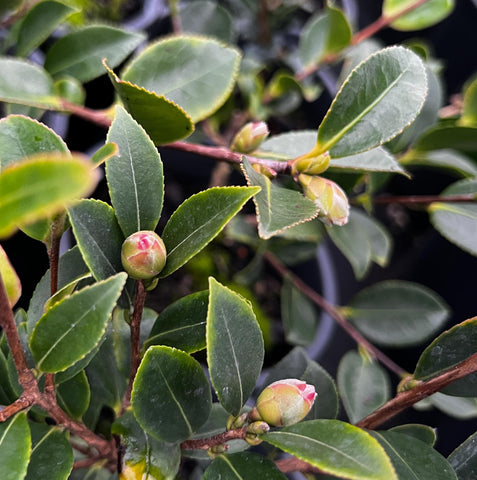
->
[160,186,259,277]
[317,46,427,158]
[414,126,477,154]
[428,392,477,420]
[44,25,145,83]
[429,179,477,256]
[17,1,77,57]
[331,148,407,175]
[403,150,477,178]
[0,154,97,239]
[383,0,455,31]
[281,277,318,346]
[30,273,127,373]
[91,142,118,166]
[68,199,125,281]
[131,346,212,443]
[25,423,73,480]
[414,316,477,396]
[299,6,351,68]
[203,452,287,480]
[263,419,397,480]
[0,115,69,171]
[144,290,208,353]
[449,430,477,479]
[0,413,31,480]
[461,77,477,127]
[371,431,457,480]
[122,35,241,122]
[207,278,264,415]
[104,61,194,145]
[106,105,163,236]
[112,410,180,480]
[0,0,21,19]
[0,245,21,307]
[242,158,318,239]
[390,424,437,446]
[56,370,91,420]
[337,350,390,423]
[345,280,449,347]
[0,58,61,109]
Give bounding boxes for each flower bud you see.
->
[299,174,349,226]
[291,151,330,176]
[247,421,270,435]
[251,379,316,427]
[121,231,167,280]
[231,122,269,153]
[226,413,248,431]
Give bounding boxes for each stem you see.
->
[0,398,34,422]
[275,457,323,475]
[372,193,477,206]
[60,101,112,129]
[264,252,406,377]
[181,427,248,450]
[169,0,182,33]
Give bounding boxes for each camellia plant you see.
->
[1,0,477,479]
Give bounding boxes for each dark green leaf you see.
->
[0,413,31,480]
[56,370,91,420]
[403,150,477,178]
[449,429,477,479]
[131,345,212,442]
[414,126,477,154]
[390,424,437,446]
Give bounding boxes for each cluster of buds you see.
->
[230,122,269,154]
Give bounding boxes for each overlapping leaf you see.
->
[0,413,31,480]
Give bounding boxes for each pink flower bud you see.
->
[231,122,269,153]
[299,174,349,226]
[121,231,167,280]
[251,379,316,427]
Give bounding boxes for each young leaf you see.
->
[449,430,477,478]
[203,452,287,479]
[207,278,264,415]
[91,142,118,166]
[345,280,449,347]
[337,350,390,423]
[121,35,241,122]
[144,290,208,353]
[106,105,163,237]
[242,158,319,239]
[0,154,97,239]
[56,370,91,420]
[0,412,31,480]
[0,245,21,307]
[263,419,397,480]
[159,186,259,277]
[30,273,127,373]
[44,25,145,83]
[316,46,427,158]
[131,345,212,442]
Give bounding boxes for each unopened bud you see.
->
[231,122,269,153]
[251,379,316,427]
[121,231,167,280]
[247,421,270,435]
[252,163,277,179]
[299,174,349,226]
[397,376,421,393]
[291,151,330,176]
[207,444,229,458]
[245,432,263,445]
[226,413,248,431]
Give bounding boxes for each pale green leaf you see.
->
[0,413,31,480]
[0,245,21,307]
[449,430,477,479]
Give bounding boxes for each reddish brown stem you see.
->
[181,427,248,450]
[73,457,104,470]
[275,457,324,475]
[60,101,112,129]
[0,397,34,422]
[372,193,476,206]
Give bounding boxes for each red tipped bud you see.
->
[121,231,167,280]
[231,122,269,153]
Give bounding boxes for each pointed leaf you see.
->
[242,158,318,239]
[0,245,21,307]
[160,186,259,277]
[44,25,145,83]
[30,273,127,373]
[122,35,241,122]
[131,345,212,442]
[56,370,91,420]
[263,419,397,480]
[316,46,427,158]
[449,429,477,478]
[106,105,163,236]
[0,413,31,480]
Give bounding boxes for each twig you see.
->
[0,397,34,422]
[275,457,324,475]
[372,194,476,206]
[181,427,248,450]
[168,0,182,33]
[73,457,104,470]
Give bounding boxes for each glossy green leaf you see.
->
[144,290,208,353]
[132,345,212,442]
[461,77,477,127]
[30,273,127,373]
[17,1,77,57]
[429,179,477,256]
[403,150,477,178]
[390,424,437,446]
[414,316,477,396]
[25,423,73,480]
[43,273,91,312]
[263,71,304,117]
[54,76,85,106]
[428,392,477,420]
[44,25,145,83]
[345,280,449,347]
[104,61,194,145]
[0,115,69,171]
[56,370,91,420]
[0,245,21,307]
[371,431,457,479]
[264,419,397,480]
[383,0,455,31]
[0,413,31,480]
[337,350,390,423]
[299,6,351,68]
[122,35,241,122]
[317,46,427,158]
[242,157,318,239]
[207,278,264,415]
[0,154,97,239]
[106,105,163,236]
[203,452,287,480]
[0,58,61,109]
[414,126,477,154]
[160,186,259,277]
[332,147,407,175]
[112,410,180,480]
[449,429,477,479]
[68,199,125,281]
[281,277,318,346]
